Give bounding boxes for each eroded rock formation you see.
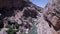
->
[43,0,60,34]
[0,0,60,34]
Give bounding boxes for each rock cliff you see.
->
[0,0,60,34]
[43,0,60,34]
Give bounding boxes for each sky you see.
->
[30,0,49,8]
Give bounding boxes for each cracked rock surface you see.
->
[0,0,60,34]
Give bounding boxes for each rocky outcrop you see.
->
[43,0,60,34]
[0,0,60,34]
[0,0,42,34]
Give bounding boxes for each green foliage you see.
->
[28,21,37,34]
[27,17,37,34]
[7,27,16,34]
[5,25,11,28]
[5,22,19,34]
[14,23,19,29]
[5,16,37,34]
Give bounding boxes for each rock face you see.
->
[43,0,60,34]
[0,0,42,34]
[0,0,60,34]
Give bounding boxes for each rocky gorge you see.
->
[0,0,60,34]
